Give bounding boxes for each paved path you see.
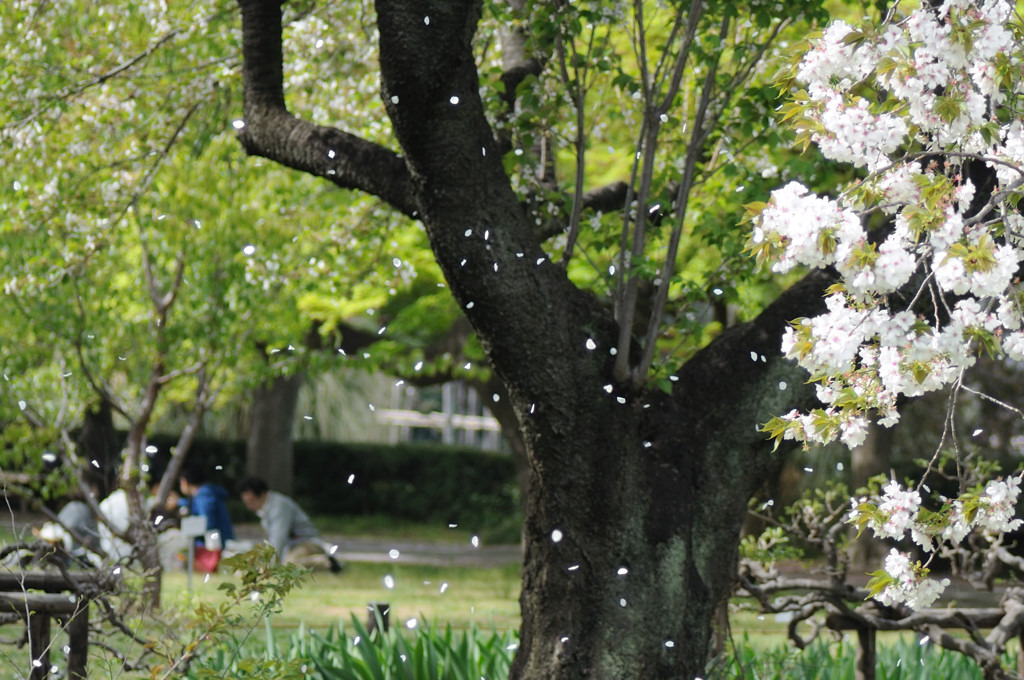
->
[329,536,520,568]
[232,523,522,569]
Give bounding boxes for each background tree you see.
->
[0,0,443,591]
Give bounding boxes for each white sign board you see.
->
[181,515,207,538]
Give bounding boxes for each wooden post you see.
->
[367,602,390,634]
[65,602,89,680]
[856,627,877,680]
[28,611,51,680]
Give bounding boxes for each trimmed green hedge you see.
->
[290,441,518,523]
[148,436,519,528]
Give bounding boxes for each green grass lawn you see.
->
[163,560,523,632]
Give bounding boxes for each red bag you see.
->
[194,546,222,573]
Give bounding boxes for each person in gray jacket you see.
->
[238,476,342,573]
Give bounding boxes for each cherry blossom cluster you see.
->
[752,0,1024,449]
[876,548,950,609]
[752,0,1024,607]
[848,476,1022,607]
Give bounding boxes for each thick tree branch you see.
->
[236,0,419,217]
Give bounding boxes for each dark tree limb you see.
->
[236,0,419,217]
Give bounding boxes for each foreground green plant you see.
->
[709,634,1016,680]
[189,615,517,680]
[152,544,308,678]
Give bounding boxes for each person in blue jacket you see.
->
[178,464,235,549]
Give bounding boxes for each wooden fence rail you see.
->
[0,571,111,680]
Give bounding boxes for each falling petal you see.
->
[585,338,597,350]
[551,529,563,543]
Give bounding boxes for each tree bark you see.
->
[235,0,834,675]
[246,372,303,495]
[75,401,121,497]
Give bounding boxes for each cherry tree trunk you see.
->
[235,0,833,675]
